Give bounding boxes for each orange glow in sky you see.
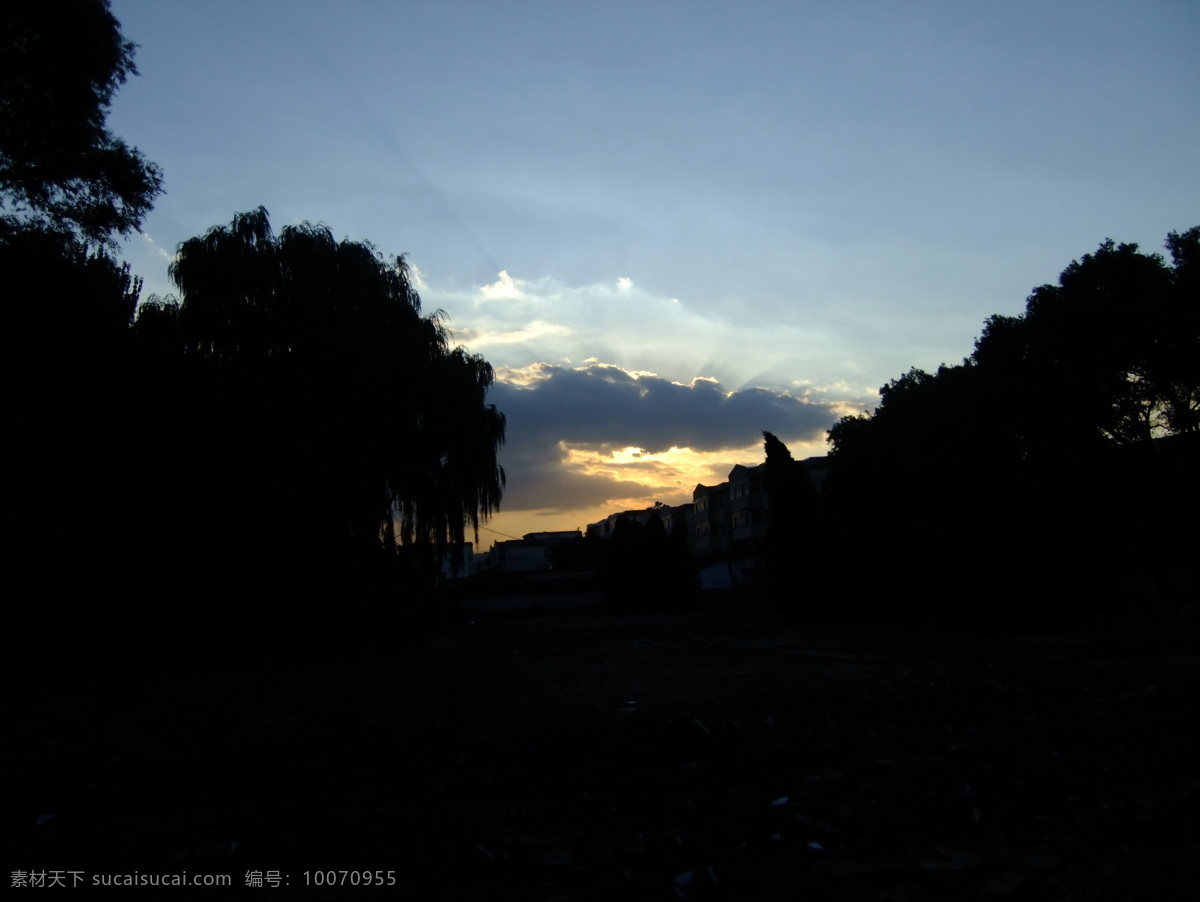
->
[476,435,831,551]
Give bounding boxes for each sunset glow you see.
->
[105,0,1197,551]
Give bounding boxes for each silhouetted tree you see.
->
[1,2,163,661]
[599,510,697,611]
[600,515,653,611]
[1161,227,1200,435]
[0,0,163,245]
[2,230,143,587]
[974,234,1198,453]
[136,209,506,643]
[664,509,700,610]
[762,431,819,617]
[824,229,1200,625]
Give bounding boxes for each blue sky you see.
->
[106,0,1200,545]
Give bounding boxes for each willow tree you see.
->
[147,208,504,612]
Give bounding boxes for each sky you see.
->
[105,0,1200,548]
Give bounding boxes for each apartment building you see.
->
[694,455,829,570]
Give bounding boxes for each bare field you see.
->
[8,603,1199,899]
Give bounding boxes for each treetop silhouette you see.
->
[0,0,163,245]
[822,228,1199,623]
[150,207,507,569]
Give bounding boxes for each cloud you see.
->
[479,269,528,301]
[457,320,571,345]
[140,231,174,263]
[423,269,886,397]
[420,268,877,531]
[488,361,850,515]
[493,362,840,454]
[408,261,429,292]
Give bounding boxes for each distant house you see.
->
[581,452,830,578]
[587,503,695,551]
[479,530,584,574]
[455,530,601,611]
[586,509,653,540]
[654,501,696,553]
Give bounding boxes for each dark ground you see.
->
[7,598,1199,900]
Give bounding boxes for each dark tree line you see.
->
[596,510,698,612]
[819,231,1200,625]
[3,1,506,658]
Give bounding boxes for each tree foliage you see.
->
[824,229,1200,623]
[830,228,1200,468]
[1,2,162,658]
[762,431,822,614]
[2,6,511,654]
[973,232,1200,448]
[137,209,506,609]
[0,0,162,244]
[2,229,143,571]
[599,510,697,611]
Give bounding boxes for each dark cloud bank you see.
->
[488,363,843,513]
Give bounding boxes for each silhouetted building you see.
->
[588,503,695,551]
[694,455,829,572]
[693,481,731,562]
[729,463,770,569]
[478,531,584,573]
[582,454,830,577]
[587,509,653,540]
